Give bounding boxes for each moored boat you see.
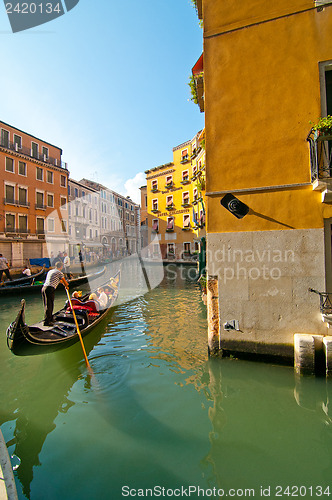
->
[0,266,45,288]
[6,270,120,356]
[0,266,106,296]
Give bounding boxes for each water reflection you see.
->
[2,264,332,499]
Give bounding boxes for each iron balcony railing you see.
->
[35,203,47,210]
[3,198,30,207]
[0,138,68,170]
[307,129,332,181]
[5,228,30,234]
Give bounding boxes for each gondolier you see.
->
[42,261,69,326]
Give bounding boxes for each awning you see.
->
[167,219,174,230]
[152,221,158,230]
[192,54,203,76]
[183,216,190,228]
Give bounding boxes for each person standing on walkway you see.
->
[63,252,72,279]
[0,254,12,282]
[41,261,69,326]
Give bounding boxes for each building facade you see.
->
[0,120,68,267]
[194,0,332,360]
[80,179,140,257]
[140,185,148,250]
[145,131,205,261]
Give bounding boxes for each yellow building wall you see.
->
[204,4,332,232]
[146,136,206,257]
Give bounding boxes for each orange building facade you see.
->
[0,121,69,267]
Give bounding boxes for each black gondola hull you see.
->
[6,270,120,356]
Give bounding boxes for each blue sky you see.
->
[0,0,204,203]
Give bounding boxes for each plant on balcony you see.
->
[165,182,173,189]
[312,115,332,136]
[189,75,198,105]
[166,203,174,210]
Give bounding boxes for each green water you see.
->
[1,264,332,499]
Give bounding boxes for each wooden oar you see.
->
[65,288,92,372]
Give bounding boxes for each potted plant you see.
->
[312,115,332,136]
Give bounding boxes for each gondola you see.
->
[0,266,46,288]
[0,266,106,296]
[6,270,120,356]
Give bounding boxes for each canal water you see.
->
[1,263,332,499]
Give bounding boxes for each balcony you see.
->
[307,129,332,182]
[3,198,30,207]
[35,203,47,210]
[0,138,68,170]
[180,155,189,164]
[180,178,190,185]
[166,203,175,210]
[165,182,173,189]
[5,228,30,235]
[151,208,159,214]
[182,201,190,207]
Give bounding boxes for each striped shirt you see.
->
[44,269,64,289]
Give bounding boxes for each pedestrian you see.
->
[0,254,12,282]
[63,252,72,279]
[41,261,69,326]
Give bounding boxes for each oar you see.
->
[65,288,92,372]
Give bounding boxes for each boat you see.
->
[6,270,120,356]
[0,266,46,288]
[0,266,106,296]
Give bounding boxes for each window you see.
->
[1,129,9,148]
[18,188,28,206]
[36,192,44,209]
[60,175,67,187]
[192,164,197,176]
[193,188,198,201]
[47,171,53,184]
[47,194,54,207]
[18,215,28,233]
[183,214,190,228]
[89,209,92,222]
[181,149,188,162]
[47,218,55,232]
[166,195,173,207]
[31,142,39,159]
[36,218,44,234]
[36,167,43,181]
[167,217,174,231]
[151,180,158,191]
[74,187,79,197]
[5,185,15,203]
[60,197,67,207]
[5,157,14,173]
[182,170,189,182]
[18,161,26,176]
[166,175,173,186]
[126,212,129,220]
[13,134,22,150]
[184,242,191,254]
[167,243,175,255]
[183,192,190,205]
[42,147,49,160]
[61,220,67,232]
[152,219,159,232]
[6,213,15,231]
[152,199,158,211]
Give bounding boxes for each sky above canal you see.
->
[0,0,204,203]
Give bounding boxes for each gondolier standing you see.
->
[0,254,12,282]
[42,261,69,326]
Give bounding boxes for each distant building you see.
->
[139,185,148,250]
[0,120,68,267]
[145,131,205,261]
[80,179,140,257]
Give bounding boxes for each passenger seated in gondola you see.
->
[88,293,100,312]
[21,265,31,277]
[97,287,108,309]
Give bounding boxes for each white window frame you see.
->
[5,212,16,231]
[18,161,27,177]
[1,128,10,147]
[166,195,173,207]
[46,170,54,184]
[36,166,43,181]
[60,175,67,188]
[5,157,14,173]
[152,199,158,210]
[183,214,191,228]
[47,192,54,208]
[5,182,15,202]
[18,213,28,232]
[31,141,39,158]
[18,185,28,206]
[36,190,45,207]
[47,218,55,233]
[13,134,22,151]
[182,170,189,181]
[183,191,190,204]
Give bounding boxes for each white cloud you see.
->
[124,172,146,204]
